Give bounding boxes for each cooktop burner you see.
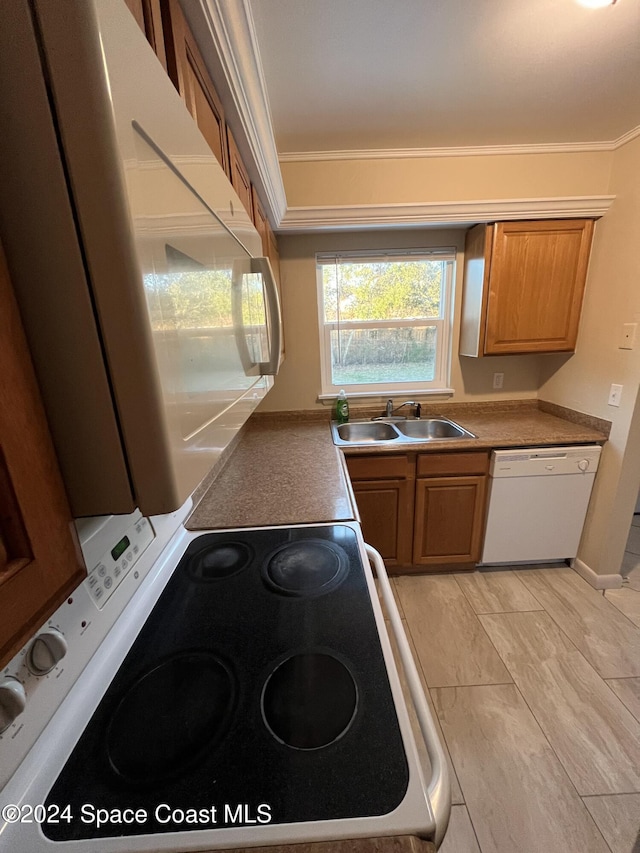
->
[106,652,236,783]
[263,539,348,596]
[44,525,409,841]
[187,541,253,580]
[262,652,357,750]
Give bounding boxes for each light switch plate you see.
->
[608,384,623,407]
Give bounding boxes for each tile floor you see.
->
[386,561,640,853]
[606,514,640,629]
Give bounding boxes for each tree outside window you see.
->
[317,251,455,395]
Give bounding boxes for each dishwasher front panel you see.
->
[481,446,601,565]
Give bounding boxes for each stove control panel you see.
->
[81,514,154,609]
[0,502,193,792]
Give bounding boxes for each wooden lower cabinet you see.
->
[351,479,413,567]
[346,455,414,569]
[413,475,486,568]
[346,450,489,573]
[412,451,489,570]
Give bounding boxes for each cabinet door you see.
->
[0,246,85,668]
[124,0,167,69]
[251,185,270,256]
[227,128,253,218]
[351,479,413,568]
[267,221,281,285]
[162,0,229,175]
[413,475,486,568]
[485,219,594,355]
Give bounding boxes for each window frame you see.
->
[316,249,456,397]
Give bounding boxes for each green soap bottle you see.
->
[334,389,349,424]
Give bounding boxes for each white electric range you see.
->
[0,503,450,851]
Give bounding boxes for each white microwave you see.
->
[0,0,281,518]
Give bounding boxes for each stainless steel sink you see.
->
[331,418,476,446]
[395,418,473,440]
[335,421,399,443]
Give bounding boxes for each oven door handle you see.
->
[366,544,451,848]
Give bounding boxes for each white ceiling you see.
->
[248,0,640,154]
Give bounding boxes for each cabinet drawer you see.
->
[417,452,489,477]
[346,454,410,481]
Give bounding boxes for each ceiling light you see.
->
[576,0,617,7]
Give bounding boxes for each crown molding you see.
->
[613,124,640,149]
[279,196,615,232]
[279,142,611,163]
[279,126,640,164]
[185,2,629,232]
[195,0,287,224]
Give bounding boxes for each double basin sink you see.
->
[331,418,476,446]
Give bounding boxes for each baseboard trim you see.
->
[571,558,623,590]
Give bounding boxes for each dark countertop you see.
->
[186,401,608,531]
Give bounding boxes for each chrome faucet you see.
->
[394,400,418,417]
[374,400,420,420]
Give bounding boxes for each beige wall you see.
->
[259,228,543,413]
[266,141,640,582]
[539,135,640,578]
[281,151,613,207]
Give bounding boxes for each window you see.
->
[317,249,455,396]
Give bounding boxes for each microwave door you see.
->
[232,257,281,377]
[127,127,265,493]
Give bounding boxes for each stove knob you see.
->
[0,677,26,733]
[27,628,68,675]
[578,459,590,472]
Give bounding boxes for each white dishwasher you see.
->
[481,445,602,565]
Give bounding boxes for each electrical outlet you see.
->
[608,384,623,407]
[493,372,504,390]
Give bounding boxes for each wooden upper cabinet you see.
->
[161,0,229,175]
[251,185,270,256]
[124,0,167,69]
[226,128,252,218]
[0,244,85,668]
[267,220,281,282]
[251,185,281,282]
[460,219,595,356]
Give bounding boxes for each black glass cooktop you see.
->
[44,525,409,841]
